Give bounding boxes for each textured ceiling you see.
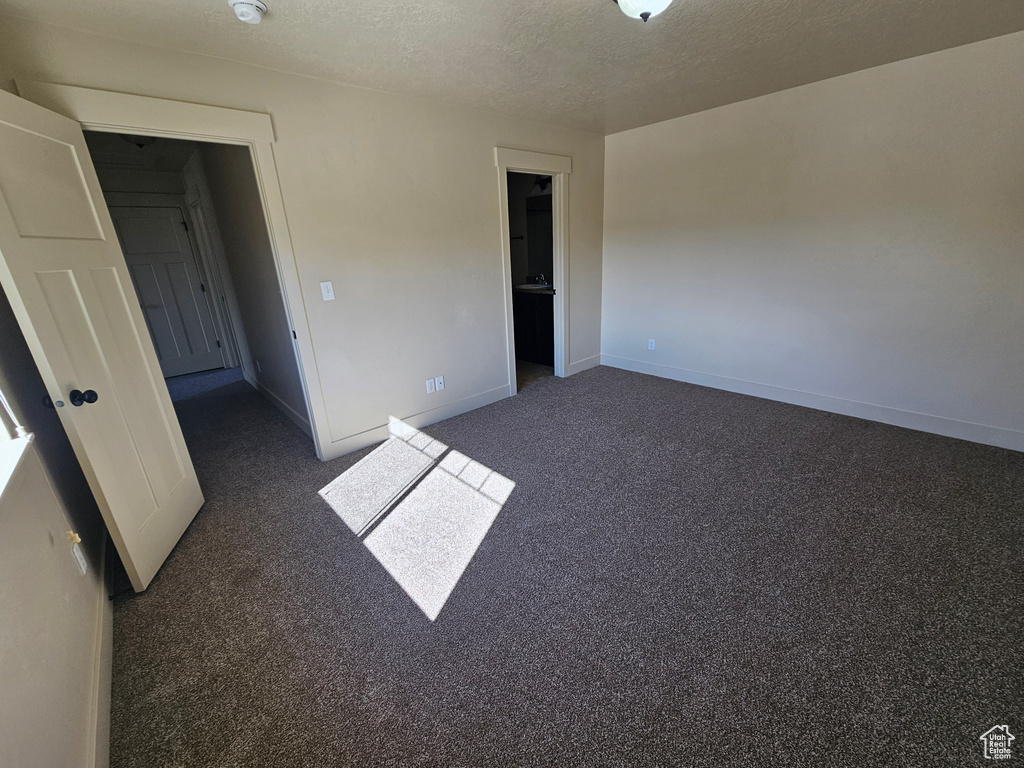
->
[3,0,1024,134]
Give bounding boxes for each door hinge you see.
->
[292,330,297,339]
[182,221,189,231]
[200,283,206,292]
[216,340,222,348]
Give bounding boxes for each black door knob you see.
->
[69,389,99,407]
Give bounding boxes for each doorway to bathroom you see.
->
[495,147,570,396]
[506,171,555,391]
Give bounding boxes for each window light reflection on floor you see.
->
[318,416,515,621]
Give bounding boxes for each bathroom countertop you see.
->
[512,286,555,295]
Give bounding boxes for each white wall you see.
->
[0,443,111,768]
[199,143,310,433]
[0,289,112,768]
[0,16,605,459]
[602,32,1024,451]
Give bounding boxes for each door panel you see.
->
[110,206,224,378]
[128,262,183,364]
[36,268,161,525]
[0,89,204,591]
[90,266,188,498]
[0,121,104,240]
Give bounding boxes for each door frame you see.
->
[16,81,329,459]
[180,154,246,370]
[100,191,242,369]
[106,204,227,376]
[494,147,571,391]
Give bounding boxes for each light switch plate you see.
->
[435,375,445,391]
[426,378,435,394]
[320,281,335,301]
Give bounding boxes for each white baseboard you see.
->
[242,372,312,438]
[566,354,601,376]
[601,354,1024,453]
[320,385,510,461]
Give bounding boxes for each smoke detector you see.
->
[228,0,267,24]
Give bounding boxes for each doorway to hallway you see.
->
[83,131,311,436]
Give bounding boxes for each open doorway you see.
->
[83,131,311,436]
[507,172,555,392]
[495,147,571,395]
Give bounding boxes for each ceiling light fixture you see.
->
[613,0,673,22]
[119,134,157,149]
[228,0,267,24]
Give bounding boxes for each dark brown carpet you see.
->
[110,366,1023,767]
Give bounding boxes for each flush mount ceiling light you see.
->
[228,0,267,24]
[613,0,673,22]
[118,133,157,148]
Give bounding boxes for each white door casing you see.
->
[109,205,225,378]
[15,79,328,460]
[0,88,204,591]
[494,147,571,389]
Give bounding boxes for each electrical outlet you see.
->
[425,378,435,394]
[434,375,445,391]
[320,281,335,301]
[72,543,88,575]
[648,339,656,351]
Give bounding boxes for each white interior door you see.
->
[110,206,225,378]
[0,89,204,591]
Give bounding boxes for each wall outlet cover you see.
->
[435,375,445,391]
[72,543,88,575]
[320,281,335,301]
[648,339,656,350]
[426,378,435,394]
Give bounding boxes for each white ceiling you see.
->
[3,0,1023,134]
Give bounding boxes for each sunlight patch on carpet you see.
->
[319,417,515,620]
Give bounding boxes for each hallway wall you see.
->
[199,143,310,434]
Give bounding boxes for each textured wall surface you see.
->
[1,0,1023,133]
[602,32,1024,451]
